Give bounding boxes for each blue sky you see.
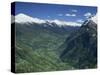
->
[12,2,97,24]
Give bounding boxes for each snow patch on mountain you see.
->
[91,14,97,24]
[15,13,45,24]
[47,19,81,27]
[82,14,97,26]
[13,13,81,27]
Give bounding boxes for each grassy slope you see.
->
[15,23,74,73]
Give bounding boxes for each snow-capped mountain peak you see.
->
[82,14,97,26]
[12,13,81,27]
[15,13,45,24]
[91,14,97,24]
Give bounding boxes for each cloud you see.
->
[84,12,92,18]
[58,14,63,16]
[65,14,76,17]
[77,19,84,23]
[72,9,77,12]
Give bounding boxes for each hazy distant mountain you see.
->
[60,15,97,69]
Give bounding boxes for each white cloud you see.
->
[58,14,63,16]
[77,19,84,23]
[84,12,92,18]
[72,14,76,16]
[65,14,71,16]
[65,14,76,17]
[72,9,77,12]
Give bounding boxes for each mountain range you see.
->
[12,13,97,72]
[12,13,81,26]
[60,14,97,69]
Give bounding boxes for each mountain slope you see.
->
[13,13,81,72]
[14,22,71,72]
[13,13,97,72]
[60,15,97,69]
